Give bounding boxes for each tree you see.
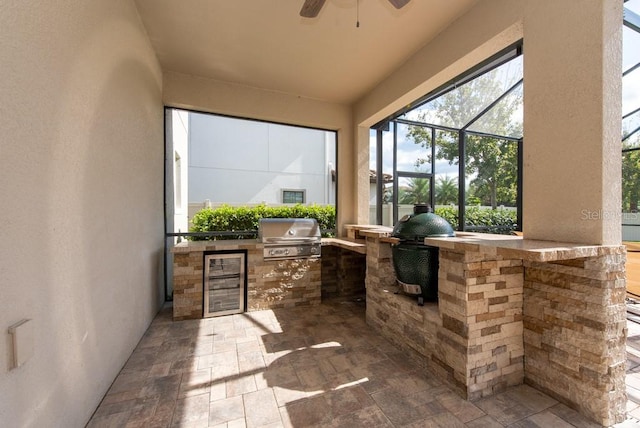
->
[407,70,522,209]
[382,185,393,204]
[464,136,517,207]
[399,177,430,204]
[435,175,457,205]
[623,146,640,212]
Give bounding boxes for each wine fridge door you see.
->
[203,252,246,317]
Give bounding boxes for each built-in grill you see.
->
[258,218,321,261]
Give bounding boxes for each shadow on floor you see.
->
[88,296,638,427]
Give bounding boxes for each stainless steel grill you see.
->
[258,218,321,261]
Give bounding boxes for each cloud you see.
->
[623,69,640,117]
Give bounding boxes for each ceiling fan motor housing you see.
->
[300,0,410,18]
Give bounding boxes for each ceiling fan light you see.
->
[300,0,327,18]
[388,0,410,9]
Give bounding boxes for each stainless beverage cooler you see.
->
[203,251,246,317]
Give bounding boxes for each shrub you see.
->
[189,204,336,240]
[435,206,517,235]
[434,206,458,228]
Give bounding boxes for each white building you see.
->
[184,111,336,218]
[168,109,190,236]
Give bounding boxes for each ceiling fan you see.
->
[300,0,411,18]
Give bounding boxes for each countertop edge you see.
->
[171,237,368,255]
[423,233,625,262]
[322,238,367,254]
[171,239,261,253]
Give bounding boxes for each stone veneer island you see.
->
[348,225,627,427]
[170,238,366,320]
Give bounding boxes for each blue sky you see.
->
[624,0,640,144]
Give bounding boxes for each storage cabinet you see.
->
[203,251,246,317]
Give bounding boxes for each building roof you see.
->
[369,169,393,183]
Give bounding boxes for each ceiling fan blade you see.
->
[300,0,326,18]
[388,0,410,9]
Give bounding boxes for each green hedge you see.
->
[189,204,515,240]
[435,206,517,235]
[189,204,336,240]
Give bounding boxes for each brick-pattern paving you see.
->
[88,299,638,428]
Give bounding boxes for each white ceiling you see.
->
[134,0,479,104]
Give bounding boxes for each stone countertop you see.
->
[171,239,261,253]
[171,237,368,254]
[171,229,624,261]
[424,232,623,262]
[344,224,392,239]
[321,237,367,254]
[343,225,624,262]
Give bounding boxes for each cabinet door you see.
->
[204,253,245,317]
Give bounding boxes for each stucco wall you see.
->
[0,1,164,426]
[522,0,622,245]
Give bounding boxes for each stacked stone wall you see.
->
[338,248,366,296]
[365,239,525,399]
[436,249,524,399]
[523,251,627,426]
[250,257,321,311]
[172,251,205,320]
[321,245,339,298]
[172,242,321,320]
[357,226,627,426]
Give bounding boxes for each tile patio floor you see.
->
[88,298,640,427]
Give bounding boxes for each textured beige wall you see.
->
[163,71,355,235]
[522,0,622,244]
[0,1,164,426]
[355,125,373,224]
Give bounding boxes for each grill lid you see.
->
[258,218,321,243]
[392,204,455,241]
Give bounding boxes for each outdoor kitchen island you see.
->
[171,239,321,320]
[355,225,627,427]
[171,235,366,321]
